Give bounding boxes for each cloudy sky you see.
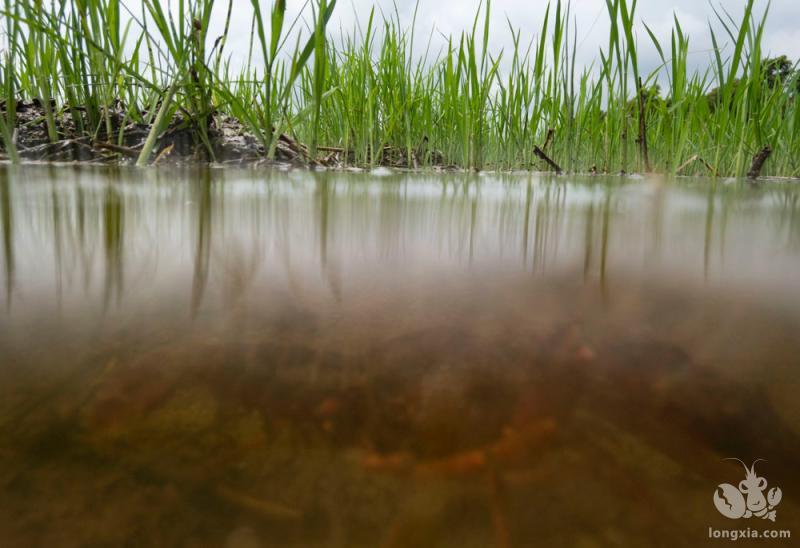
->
[201,0,799,79]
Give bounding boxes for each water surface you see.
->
[1,165,799,547]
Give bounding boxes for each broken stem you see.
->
[534,145,562,173]
[747,146,772,180]
[637,77,651,173]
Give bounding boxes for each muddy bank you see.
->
[3,100,796,180]
[0,99,447,169]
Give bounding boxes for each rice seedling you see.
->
[0,0,797,176]
[0,0,20,162]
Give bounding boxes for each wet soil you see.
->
[0,99,446,169]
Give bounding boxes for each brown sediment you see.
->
[214,485,302,521]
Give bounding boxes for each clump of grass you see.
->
[136,0,220,164]
[0,0,20,162]
[0,0,799,177]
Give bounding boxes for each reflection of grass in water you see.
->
[0,172,13,305]
[191,171,212,315]
[50,186,63,306]
[103,185,124,309]
[774,188,800,248]
[704,184,716,280]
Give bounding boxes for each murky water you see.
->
[1,165,799,547]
